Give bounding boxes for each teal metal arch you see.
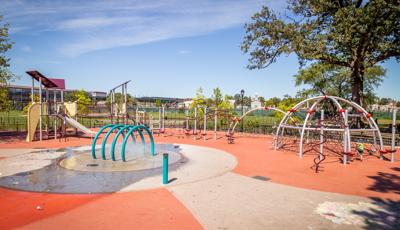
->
[121,125,155,162]
[92,124,117,159]
[110,125,140,161]
[101,124,126,160]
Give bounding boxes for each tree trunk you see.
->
[351,64,364,128]
[350,62,364,107]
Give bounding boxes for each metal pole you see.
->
[185,109,189,130]
[39,78,42,141]
[241,95,244,132]
[46,89,49,136]
[204,106,207,141]
[214,110,217,140]
[391,108,397,162]
[194,106,197,140]
[159,107,162,130]
[163,153,169,184]
[54,90,57,140]
[162,105,165,132]
[343,110,349,165]
[110,91,113,124]
[31,78,34,103]
[320,110,324,161]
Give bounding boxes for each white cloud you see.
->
[20,45,31,52]
[178,50,191,54]
[1,0,273,56]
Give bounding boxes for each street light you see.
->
[240,89,245,132]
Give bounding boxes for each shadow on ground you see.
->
[353,167,400,229]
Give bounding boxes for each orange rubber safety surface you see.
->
[0,129,399,229]
[0,188,202,229]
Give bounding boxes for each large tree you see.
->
[242,0,400,106]
[0,16,15,112]
[294,63,385,105]
[0,16,14,84]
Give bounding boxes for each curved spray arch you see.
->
[91,124,155,162]
[121,125,155,162]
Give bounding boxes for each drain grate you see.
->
[252,175,270,181]
[86,163,99,167]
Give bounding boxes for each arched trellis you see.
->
[274,95,384,164]
[91,124,154,162]
[226,106,290,136]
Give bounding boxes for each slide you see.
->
[64,116,96,135]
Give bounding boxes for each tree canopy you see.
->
[0,16,15,84]
[242,0,400,106]
[294,62,385,105]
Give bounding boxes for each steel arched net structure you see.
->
[274,95,384,166]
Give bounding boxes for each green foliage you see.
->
[22,94,39,113]
[275,95,301,121]
[155,99,162,107]
[0,87,11,112]
[75,89,92,115]
[191,87,207,116]
[233,94,251,107]
[378,97,393,105]
[294,63,385,105]
[0,16,16,84]
[265,97,281,107]
[242,0,400,105]
[210,88,223,108]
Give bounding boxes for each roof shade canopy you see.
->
[26,70,65,89]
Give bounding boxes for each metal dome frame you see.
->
[274,95,384,164]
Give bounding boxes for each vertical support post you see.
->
[39,77,42,141]
[124,83,128,125]
[203,106,207,141]
[54,90,57,140]
[61,90,64,103]
[391,108,397,162]
[194,106,197,140]
[320,110,324,160]
[136,108,139,124]
[185,109,189,130]
[110,90,114,124]
[31,78,35,103]
[163,153,169,184]
[343,110,349,164]
[162,105,165,133]
[46,89,49,136]
[214,110,217,140]
[158,107,162,130]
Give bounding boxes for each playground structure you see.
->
[91,124,155,162]
[25,70,95,142]
[177,107,234,141]
[225,106,289,143]
[109,81,131,125]
[273,95,397,169]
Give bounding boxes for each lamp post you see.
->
[240,89,245,132]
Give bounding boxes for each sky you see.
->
[1,0,399,100]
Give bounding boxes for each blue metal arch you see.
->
[101,124,125,160]
[92,124,117,159]
[110,125,138,161]
[121,125,155,162]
